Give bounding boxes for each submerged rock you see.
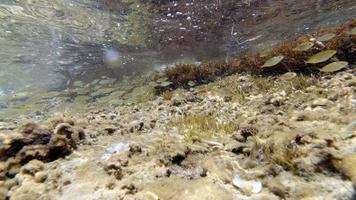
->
[10,181,49,200]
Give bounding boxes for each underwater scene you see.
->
[0,0,355,199]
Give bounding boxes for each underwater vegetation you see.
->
[249,133,306,174]
[161,19,356,91]
[171,114,239,143]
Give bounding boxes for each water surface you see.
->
[0,0,355,119]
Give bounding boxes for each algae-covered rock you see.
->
[54,123,85,147]
[11,87,49,101]
[64,96,92,114]
[19,122,51,141]
[0,119,86,184]
[317,33,336,42]
[123,85,155,103]
[320,61,348,73]
[39,91,61,99]
[73,81,84,87]
[18,145,49,162]
[10,92,31,102]
[48,135,72,156]
[350,27,356,35]
[98,78,116,86]
[95,90,126,106]
[293,42,314,51]
[34,171,47,183]
[10,181,49,200]
[90,88,117,97]
[0,126,50,162]
[305,50,337,64]
[261,55,284,68]
[20,160,44,176]
[73,87,90,96]
[109,90,126,98]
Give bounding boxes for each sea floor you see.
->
[0,67,355,200]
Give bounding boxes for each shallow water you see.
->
[0,0,355,119]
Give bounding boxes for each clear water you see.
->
[0,0,355,119]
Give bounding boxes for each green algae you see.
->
[261,55,284,68]
[320,61,348,73]
[293,42,314,51]
[317,33,336,42]
[305,50,337,64]
[172,114,238,143]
